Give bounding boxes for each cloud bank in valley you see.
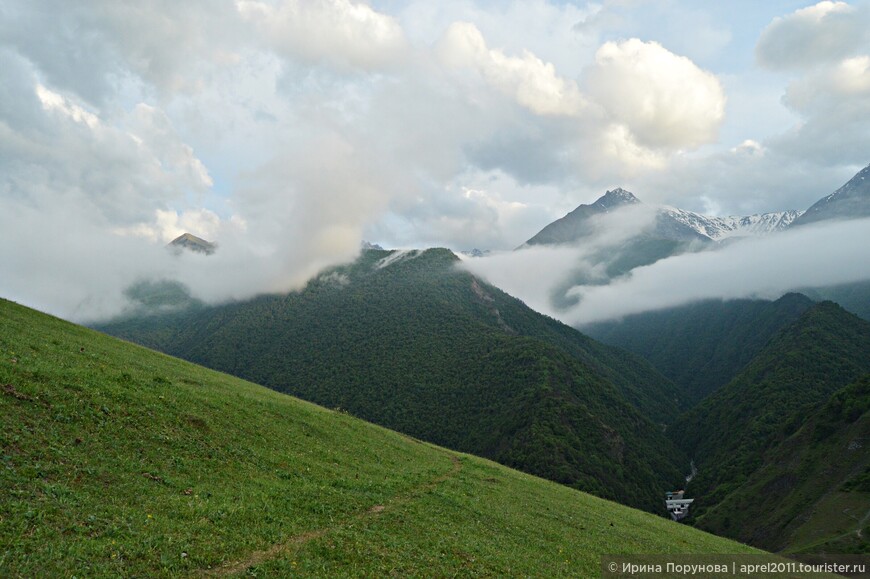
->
[462,217,870,326]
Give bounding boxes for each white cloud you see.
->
[565,217,870,324]
[114,208,223,243]
[756,1,869,70]
[585,39,726,150]
[35,84,100,129]
[784,55,870,114]
[438,21,588,117]
[463,217,870,326]
[756,1,870,168]
[237,0,407,71]
[3,0,869,325]
[126,104,214,190]
[0,1,242,103]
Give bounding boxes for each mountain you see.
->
[583,293,816,405]
[97,247,686,513]
[521,189,803,290]
[696,374,870,554]
[792,162,870,226]
[168,232,216,255]
[0,298,757,576]
[667,302,870,552]
[799,280,870,322]
[524,188,801,249]
[661,208,803,240]
[524,188,644,246]
[361,240,384,251]
[460,248,491,258]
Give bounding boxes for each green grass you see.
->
[788,492,870,554]
[1,298,756,576]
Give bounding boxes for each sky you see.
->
[1,0,869,322]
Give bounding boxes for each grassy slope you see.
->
[0,299,755,577]
[97,248,686,513]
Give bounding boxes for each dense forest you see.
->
[696,374,869,553]
[667,302,870,552]
[584,293,816,404]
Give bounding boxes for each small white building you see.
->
[665,491,694,521]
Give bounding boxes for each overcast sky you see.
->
[2,0,869,321]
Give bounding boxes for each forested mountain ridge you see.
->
[695,374,870,554]
[583,293,816,405]
[98,248,686,512]
[667,302,870,551]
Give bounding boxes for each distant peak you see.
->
[596,188,640,209]
[361,240,385,251]
[168,232,216,255]
[174,233,203,242]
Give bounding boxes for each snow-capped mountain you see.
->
[663,208,803,241]
[524,187,801,248]
[522,188,643,247]
[792,162,870,226]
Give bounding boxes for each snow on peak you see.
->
[662,207,804,240]
[601,187,639,203]
[374,249,424,269]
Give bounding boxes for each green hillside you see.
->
[98,248,686,513]
[800,280,870,322]
[0,298,755,576]
[696,375,870,554]
[668,302,870,552]
[583,293,815,406]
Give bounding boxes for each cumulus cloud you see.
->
[585,39,726,150]
[434,24,725,183]
[0,1,242,103]
[237,0,407,71]
[756,1,869,70]
[751,2,870,168]
[439,21,588,117]
[0,48,386,321]
[0,68,205,227]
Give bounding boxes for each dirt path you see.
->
[853,507,870,540]
[200,452,462,576]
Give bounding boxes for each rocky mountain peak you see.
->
[597,188,640,210]
[168,232,216,255]
[792,162,870,226]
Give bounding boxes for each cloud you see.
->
[756,1,869,70]
[0,71,206,227]
[566,218,870,324]
[459,203,662,317]
[0,50,382,321]
[585,39,726,150]
[751,3,870,168]
[438,21,588,117]
[463,217,870,326]
[237,0,407,71]
[5,0,864,327]
[0,1,242,103]
[433,24,726,184]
